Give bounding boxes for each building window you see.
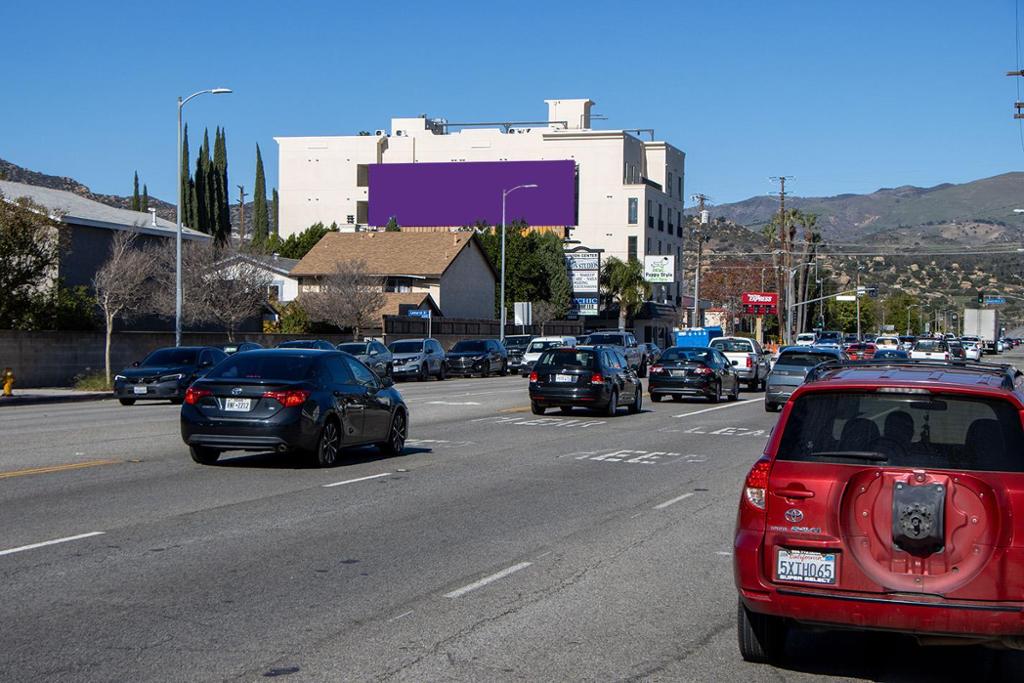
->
[678,176,683,199]
[646,237,651,253]
[646,200,653,228]
[658,204,664,232]
[667,172,673,197]
[356,164,369,187]
[628,236,637,261]
[677,210,683,238]
[627,198,638,224]
[658,240,662,254]
[356,201,368,224]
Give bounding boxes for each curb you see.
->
[0,393,113,407]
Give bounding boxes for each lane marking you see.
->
[0,531,105,557]
[322,472,391,488]
[444,561,533,598]
[534,551,553,560]
[0,459,121,480]
[654,492,694,510]
[389,610,414,622]
[426,401,481,406]
[674,398,764,419]
[498,406,531,414]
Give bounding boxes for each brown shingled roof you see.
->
[376,292,440,320]
[292,231,493,278]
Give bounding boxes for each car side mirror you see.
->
[380,376,394,388]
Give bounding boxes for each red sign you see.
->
[741,291,778,315]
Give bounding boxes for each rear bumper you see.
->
[529,385,607,406]
[648,376,713,395]
[180,406,319,452]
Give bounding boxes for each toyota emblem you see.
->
[231,387,243,396]
[784,508,805,523]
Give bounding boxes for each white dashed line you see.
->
[654,492,694,510]
[389,610,414,621]
[322,473,391,488]
[444,561,533,598]
[0,531,105,557]
[674,398,764,419]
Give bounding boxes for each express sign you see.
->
[741,291,778,315]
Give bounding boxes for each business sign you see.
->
[643,255,675,284]
[565,246,601,317]
[368,159,577,227]
[741,291,778,315]
[985,296,1006,305]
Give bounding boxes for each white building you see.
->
[275,98,687,304]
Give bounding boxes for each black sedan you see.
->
[180,349,408,467]
[445,339,508,377]
[647,346,740,403]
[528,346,642,417]
[114,346,227,406]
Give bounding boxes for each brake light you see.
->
[184,387,211,405]
[528,371,538,382]
[591,373,605,384]
[744,457,771,511]
[693,366,713,375]
[650,365,665,375]
[944,353,950,361]
[263,389,311,407]
[746,356,753,368]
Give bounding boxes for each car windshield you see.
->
[710,339,753,353]
[452,340,488,353]
[660,348,713,363]
[527,340,563,352]
[143,348,198,366]
[915,340,947,351]
[337,343,368,354]
[204,354,315,381]
[776,351,835,367]
[778,392,1024,471]
[503,336,532,350]
[586,333,625,346]
[389,341,424,354]
[536,349,595,369]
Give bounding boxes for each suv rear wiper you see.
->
[808,451,889,462]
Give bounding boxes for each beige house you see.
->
[291,231,497,320]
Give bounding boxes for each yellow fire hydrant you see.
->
[2,367,14,397]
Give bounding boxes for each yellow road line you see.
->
[498,406,531,414]
[0,459,121,480]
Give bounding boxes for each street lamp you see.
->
[906,303,921,336]
[176,87,232,346]
[499,183,538,341]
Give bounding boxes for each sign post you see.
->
[408,308,431,337]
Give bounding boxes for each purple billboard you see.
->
[368,159,576,228]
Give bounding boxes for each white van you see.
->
[795,333,816,346]
[520,336,576,376]
[875,335,900,351]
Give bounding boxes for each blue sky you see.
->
[3,0,1021,204]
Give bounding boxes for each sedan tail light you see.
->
[528,371,538,382]
[693,366,713,375]
[649,365,665,375]
[184,387,211,405]
[744,457,771,511]
[263,389,311,407]
[591,373,605,384]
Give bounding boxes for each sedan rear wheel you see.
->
[189,445,220,465]
[708,382,722,404]
[315,419,342,467]
[650,393,663,403]
[728,381,740,402]
[378,410,407,457]
[119,398,136,406]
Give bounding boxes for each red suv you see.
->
[734,359,1024,663]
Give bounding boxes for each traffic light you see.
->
[977,290,985,304]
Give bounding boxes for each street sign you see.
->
[407,309,431,319]
[835,294,857,302]
[643,255,674,283]
[514,301,532,325]
[985,296,1006,305]
[740,292,778,315]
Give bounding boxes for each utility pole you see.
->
[237,185,247,243]
[770,176,794,343]
[691,193,710,327]
[1007,70,1024,119]
[855,263,862,340]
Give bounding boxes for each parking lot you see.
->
[3,366,1024,681]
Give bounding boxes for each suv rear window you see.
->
[778,392,1024,471]
[915,340,947,352]
[776,351,836,367]
[711,339,753,353]
[536,349,595,369]
[587,333,625,346]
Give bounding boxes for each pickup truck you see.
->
[709,336,770,391]
[583,330,646,377]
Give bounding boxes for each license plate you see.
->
[555,374,574,383]
[670,370,687,377]
[133,385,147,395]
[777,549,837,585]
[224,398,251,411]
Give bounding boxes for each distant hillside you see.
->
[702,172,1024,242]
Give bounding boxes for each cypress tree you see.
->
[252,144,269,242]
[180,125,192,228]
[271,188,279,236]
[131,171,140,211]
[142,184,149,212]
[213,127,231,244]
[194,129,211,233]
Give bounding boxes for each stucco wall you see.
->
[437,240,495,319]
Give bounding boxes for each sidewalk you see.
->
[0,388,112,407]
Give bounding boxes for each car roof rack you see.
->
[806,358,1022,389]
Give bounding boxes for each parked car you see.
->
[735,359,1024,663]
[503,334,534,373]
[446,339,508,377]
[336,340,393,378]
[584,330,646,376]
[910,338,950,361]
[528,346,642,416]
[872,348,910,360]
[648,346,741,403]
[961,340,983,361]
[219,342,263,355]
[794,333,817,346]
[710,336,770,391]
[388,338,447,381]
[874,335,900,351]
[276,339,336,350]
[114,346,228,406]
[180,349,407,467]
[843,342,877,361]
[519,336,577,376]
[764,346,846,412]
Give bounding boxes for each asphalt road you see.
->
[2,367,1024,682]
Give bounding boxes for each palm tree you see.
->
[601,257,651,331]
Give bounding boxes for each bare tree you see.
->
[300,259,386,339]
[93,231,157,385]
[531,299,566,335]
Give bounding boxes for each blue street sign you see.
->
[408,309,431,319]
[984,297,1006,305]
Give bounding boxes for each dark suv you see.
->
[446,339,508,377]
[735,359,1024,663]
[114,346,227,405]
[528,346,642,416]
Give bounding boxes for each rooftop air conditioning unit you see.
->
[375,129,385,136]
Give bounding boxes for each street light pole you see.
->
[176,87,232,347]
[499,184,538,342]
[906,304,921,336]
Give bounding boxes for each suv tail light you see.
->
[528,371,538,382]
[649,365,665,375]
[943,353,950,361]
[263,389,311,407]
[746,356,753,368]
[591,373,605,384]
[184,387,211,405]
[743,457,771,510]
